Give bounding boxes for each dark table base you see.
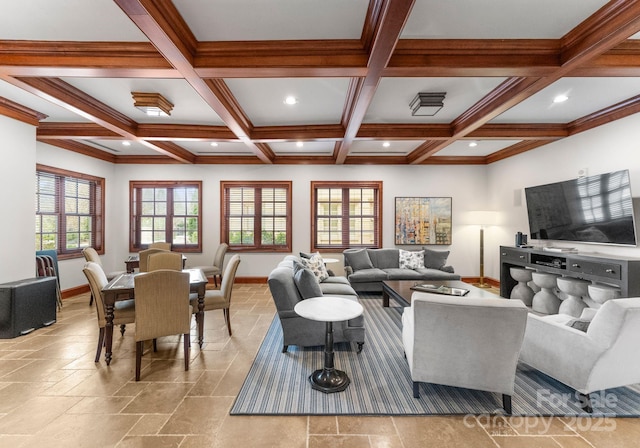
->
[309,367,351,393]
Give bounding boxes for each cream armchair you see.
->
[402,292,528,414]
[519,297,640,412]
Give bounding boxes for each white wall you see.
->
[486,113,640,280]
[111,163,487,280]
[0,116,36,284]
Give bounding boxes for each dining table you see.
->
[101,268,208,365]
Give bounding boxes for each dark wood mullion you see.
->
[166,188,174,246]
[341,188,350,250]
[255,188,263,250]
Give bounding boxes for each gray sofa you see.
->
[267,255,365,353]
[343,248,460,293]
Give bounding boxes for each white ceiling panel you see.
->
[350,140,424,156]
[180,141,254,156]
[60,78,224,125]
[82,139,158,156]
[270,141,335,156]
[174,0,369,41]
[402,0,609,39]
[493,78,640,123]
[0,0,147,41]
[225,78,351,126]
[436,140,523,157]
[365,77,506,123]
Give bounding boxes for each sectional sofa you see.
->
[343,248,460,293]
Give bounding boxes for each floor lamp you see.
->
[471,211,497,289]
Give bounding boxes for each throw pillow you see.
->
[423,248,450,270]
[399,249,424,269]
[299,251,313,259]
[344,249,374,271]
[301,253,330,282]
[293,261,323,299]
[566,319,591,332]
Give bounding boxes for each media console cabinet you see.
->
[499,246,640,299]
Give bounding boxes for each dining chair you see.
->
[147,251,183,271]
[192,254,240,337]
[149,242,172,250]
[192,243,228,287]
[134,269,192,381]
[82,261,135,363]
[82,247,126,305]
[138,248,169,273]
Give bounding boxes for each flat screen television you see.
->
[525,170,637,246]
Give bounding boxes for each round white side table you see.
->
[294,296,363,393]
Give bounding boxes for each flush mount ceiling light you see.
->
[553,94,569,103]
[382,141,390,147]
[210,142,218,147]
[284,96,298,105]
[410,92,446,116]
[468,141,478,148]
[122,141,131,146]
[296,141,304,148]
[132,92,173,117]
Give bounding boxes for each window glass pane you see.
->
[262,202,274,215]
[65,179,77,197]
[243,203,255,215]
[79,232,91,247]
[153,217,166,231]
[66,216,79,232]
[141,202,155,215]
[330,189,342,201]
[78,198,91,214]
[65,197,77,214]
[141,188,155,201]
[174,202,186,215]
[155,189,167,201]
[317,189,330,201]
[78,182,90,198]
[155,202,167,215]
[174,188,186,202]
[39,195,56,213]
[42,215,58,233]
[140,217,153,231]
[330,203,342,215]
[153,231,165,242]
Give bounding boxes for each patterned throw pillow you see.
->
[301,252,329,282]
[399,249,424,269]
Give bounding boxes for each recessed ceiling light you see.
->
[468,141,478,147]
[553,94,569,103]
[210,142,218,147]
[122,141,131,146]
[382,141,390,147]
[296,141,304,148]
[284,96,298,105]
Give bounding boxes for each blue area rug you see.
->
[231,293,640,416]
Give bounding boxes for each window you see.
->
[35,164,104,259]
[221,181,292,252]
[130,181,202,252]
[312,181,382,251]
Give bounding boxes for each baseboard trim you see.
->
[62,284,89,299]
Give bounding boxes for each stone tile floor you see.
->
[0,283,638,447]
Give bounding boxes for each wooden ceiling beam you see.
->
[37,122,121,139]
[567,93,640,135]
[115,0,274,164]
[335,0,416,164]
[485,140,553,164]
[143,140,195,164]
[137,124,236,141]
[37,138,117,163]
[0,96,47,125]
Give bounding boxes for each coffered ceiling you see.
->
[1,0,640,165]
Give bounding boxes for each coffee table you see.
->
[382,280,497,307]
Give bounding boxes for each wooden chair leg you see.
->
[502,394,512,414]
[224,308,232,336]
[184,333,190,371]
[120,324,126,336]
[135,341,144,381]
[95,327,105,362]
[152,338,158,352]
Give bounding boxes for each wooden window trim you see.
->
[311,180,383,252]
[36,164,105,260]
[220,180,292,253]
[129,180,203,253]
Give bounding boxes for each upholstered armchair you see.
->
[138,248,169,272]
[519,297,640,411]
[148,242,172,250]
[402,292,528,414]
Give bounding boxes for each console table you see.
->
[499,246,640,299]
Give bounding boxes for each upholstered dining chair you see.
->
[138,248,169,273]
[191,254,240,338]
[82,247,126,305]
[133,269,192,381]
[147,251,183,271]
[149,242,172,250]
[82,261,135,362]
[192,243,228,287]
